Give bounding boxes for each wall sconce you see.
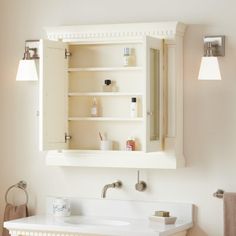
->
[198,35,225,80]
[16,40,40,81]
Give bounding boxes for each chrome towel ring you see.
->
[5,181,28,205]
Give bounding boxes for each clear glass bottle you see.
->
[123,48,135,66]
[130,97,138,117]
[91,97,98,117]
[123,47,131,66]
[103,79,112,92]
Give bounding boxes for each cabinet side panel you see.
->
[167,44,176,138]
[175,36,184,166]
[39,40,68,151]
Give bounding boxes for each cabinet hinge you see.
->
[65,133,72,143]
[65,49,72,59]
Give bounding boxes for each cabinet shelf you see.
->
[68,67,143,72]
[68,117,143,121]
[46,149,178,169]
[68,92,143,97]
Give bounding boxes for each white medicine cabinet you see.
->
[39,22,186,169]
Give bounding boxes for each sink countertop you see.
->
[4,215,193,236]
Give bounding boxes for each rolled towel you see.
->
[224,192,236,236]
[3,203,28,236]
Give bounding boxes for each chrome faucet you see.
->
[101,180,122,198]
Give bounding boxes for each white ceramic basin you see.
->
[64,218,130,226]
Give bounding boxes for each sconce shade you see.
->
[16,59,38,81]
[198,56,221,80]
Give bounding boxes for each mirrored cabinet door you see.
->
[144,36,164,152]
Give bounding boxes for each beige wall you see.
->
[1,0,236,235]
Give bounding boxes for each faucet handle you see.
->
[135,170,147,192]
[113,180,122,188]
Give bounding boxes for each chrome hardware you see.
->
[23,40,40,60]
[135,170,147,192]
[101,180,122,198]
[65,49,72,59]
[203,35,225,57]
[5,181,28,205]
[213,189,224,199]
[17,181,27,189]
[65,133,72,142]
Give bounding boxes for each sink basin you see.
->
[64,217,130,226]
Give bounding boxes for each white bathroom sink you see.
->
[64,217,130,226]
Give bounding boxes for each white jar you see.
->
[100,140,113,150]
[52,198,71,217]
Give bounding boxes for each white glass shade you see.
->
[198,57,221,80]
[16,59,38,81]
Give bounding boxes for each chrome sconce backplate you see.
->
[203,35,225,57]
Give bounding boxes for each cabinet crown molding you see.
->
[45,22,186,42]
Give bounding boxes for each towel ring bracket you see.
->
[5,181,28,205]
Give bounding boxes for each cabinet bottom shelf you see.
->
[45,149,183,169]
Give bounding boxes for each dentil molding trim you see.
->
[45,22,186,42]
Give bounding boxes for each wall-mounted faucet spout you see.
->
[101,180,122,198]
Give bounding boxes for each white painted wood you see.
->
[46,151,177,169]
[144,36,164,152]
[174,35,185,167]
[45,22,186,42]
[68,66,143,72]
[167,44,176,137]
[68,92,143,97]
[6,226,187,236]
[40,22,186,168]
[39,39,68,151]
[68,117,144,121]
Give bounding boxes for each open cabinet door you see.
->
[144,36,164,152]
[39,40,68,151]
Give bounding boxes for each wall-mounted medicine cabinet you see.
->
[38,22,186,169]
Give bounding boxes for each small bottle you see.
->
[123,47,131,67]
[103,79,112,92]
[111,81,118,92]
[126,137,135,151]
[130,97,138,118]
[91,97,98,117]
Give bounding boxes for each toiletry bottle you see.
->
[123,48,135,66]
[111,81,118,92]
[91,97,98,117]
[123,47,131,66]
[126,137,135,151]
[130,97,138,117]
[103,79,112,92]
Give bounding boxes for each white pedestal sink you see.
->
[64,217,130,226]
[4,198,193,236]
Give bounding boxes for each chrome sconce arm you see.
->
[23,40,40,60]
[198,35,225,81]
